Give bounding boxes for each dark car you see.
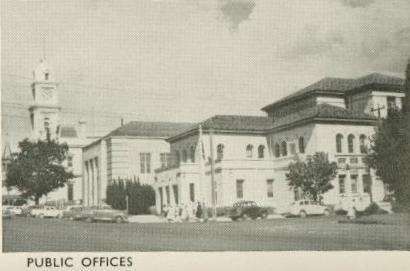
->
[228,201,268,221]
[82,205,128,223]
[62,205,89,221]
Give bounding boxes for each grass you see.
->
[3,215,410,251]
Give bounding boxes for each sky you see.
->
[2,0,410,150]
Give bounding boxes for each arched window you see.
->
[298,137,305,154]
[348,134,355,153]
[274,143,280,158]
[176,151,180,166]
[246,144,253,158]
[258,145,265,159]
[217,144,224,161]
[190,146,195,162]
[281,141,287,156]
[359,134,367,154]
[182,149,188,162]
[336,134,343,153]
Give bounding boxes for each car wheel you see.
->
[299,211,307,218]
[69,216,74,221]
[115,216,124,224]
[39,214,44,219]
[260,212,268,219]
[323,209,330,216]
[86,217,94,223]
[57,214,63,219]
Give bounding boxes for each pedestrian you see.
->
[195,201,202,220]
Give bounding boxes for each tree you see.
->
[286,152,338,202]
[365,106,410,205]
[6,138,74,205]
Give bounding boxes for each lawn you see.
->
[3,215,409,252]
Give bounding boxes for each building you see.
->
[81,121,192,206]
[153,73,405,213]
[25,59,96,204]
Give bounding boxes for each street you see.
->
[3,215,409,251]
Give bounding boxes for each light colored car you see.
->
[3,205,22,216]
[285,200,330,218]
[83,205,128,223]
[31,206,63,219]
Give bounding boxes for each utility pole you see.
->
[209,128,216,221]
[371,104,385,119]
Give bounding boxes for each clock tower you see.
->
[29,59,61,140]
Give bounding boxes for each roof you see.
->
[168,115,274,142]
[106,121,194,138]
[60,126,78,138]
[269,103,377,131]
[200,115,273,131]
[262,73,404,111]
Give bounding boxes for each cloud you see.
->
[339,0,376,8]
[218,0,256,32]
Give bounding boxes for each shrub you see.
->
[106,178,155,215]
[392,202,410,213]
[335,209,348,216]
[356,202,388,217]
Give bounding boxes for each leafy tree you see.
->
[365,107,410,205]
[286,152,338,202]
[6,138,74,205]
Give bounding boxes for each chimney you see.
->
[78,119,87,139]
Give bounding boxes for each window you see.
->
[266,179,274,198]
[363,174,372,194]
[351,175,358,193]
[140,153,151,173]
[274,143,280,158]
[175,151,180,166]
[246,145,253,158]
[190,146,195,162]
[236,180,244,199]
[217,144,224,160]
[67,156,73,168]
[189,183,195,202]
[281,141,287,156]
[44,73,49,80]
[165,186,170,204]
[258,145,265,159]
[387,97,396,110]
[338,175,346,194]
[182,149,188,163]
[350,157,359,164]
[289,143,296,155]
[67,183,73,201]
[298,137,305,153]
[348,134,355,153]
[336,134,343,153]
[359,135,367,154]
[172,185,179,204]
[160,153,170,168]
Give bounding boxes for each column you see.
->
[95,157,100,205]
[85,161,90,206]
[90,159,94,206]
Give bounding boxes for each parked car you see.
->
[284,200,330,218]
[228,201,268,221]
[62,205,89,221]
[2,205,23,216]
[82,205,128,223]
[31,206,63,218]
[2,208,12,219]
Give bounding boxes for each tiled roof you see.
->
[107,121,194,138]
[270,103,377,130]
[199,115,274,131]
[262,73,404,111]
[60,126,78,138]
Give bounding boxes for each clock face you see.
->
[41,87,54,100]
